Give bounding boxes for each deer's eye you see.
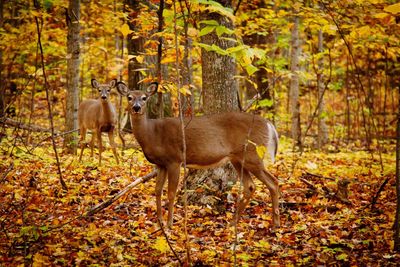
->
[127,96,133,101]
[141,96,147,101]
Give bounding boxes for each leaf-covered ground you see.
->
[0,131,398,266]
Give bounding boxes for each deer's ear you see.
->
[109,79,117,88]
[91,79,99,89]
[116,81,130,96]
[146,82,158,96]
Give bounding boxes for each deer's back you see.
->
[142,112,272,168]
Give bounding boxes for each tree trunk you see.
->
[289,15,302,149]
[64,0,81,154]
[0,0,4,118]
[185,1,239,208]
[317,29,328,148]
[394,83,400,252]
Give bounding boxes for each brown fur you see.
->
[78,79,119,166]
[117,81,280,228]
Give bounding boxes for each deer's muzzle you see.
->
[133,104,141,113]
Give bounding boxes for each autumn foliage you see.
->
[0,0,399,266]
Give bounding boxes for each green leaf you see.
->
[245,64,258,76]
[336,253,348,261]
[258,98,274,108]
[199,19,219,26]
[199,26,215,37]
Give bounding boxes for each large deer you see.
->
[116,81,280,228]
[78,79,119,166]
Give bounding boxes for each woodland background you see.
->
[0,0,399,266]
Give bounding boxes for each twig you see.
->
[157,218,183,266]
[233,0,242,15]
[174,1,190,265]
[370,175,392,209]
[0,162,14,183]
[305,171,335,181]
[34,10,68,191]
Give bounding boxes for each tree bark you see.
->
[64,0,81,154]
[0,0,4,117]
[317,29,328,148]
[289,15,302,149]
[394,82,400,252]
[185,0,239,208]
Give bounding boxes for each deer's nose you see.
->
[101,95,107,100]
[133,104,141,112]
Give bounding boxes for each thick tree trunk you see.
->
[317,29,328,148]
[185,1,239,208]
[289,15,302,149]
[125,0,170,121]
[64,0,80,154]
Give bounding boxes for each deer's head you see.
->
[91,79,117,101]
[116,82,158,115]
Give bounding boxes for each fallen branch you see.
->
[300,173,352,204]
[86,170,157,216]
[43,170,158,234]
[305,171,335,181]
[370,175,392,209]
[0,117,52,133]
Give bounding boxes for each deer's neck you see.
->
[131,115,152,145]
[100,100,115,122]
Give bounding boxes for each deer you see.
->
[78,79,119,166]
[116,81,280,228]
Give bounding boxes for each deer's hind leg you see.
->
[247,162,280,228]
[232,163,256,221]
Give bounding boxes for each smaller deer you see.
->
[78,79,119,166]
[116,81,280,228]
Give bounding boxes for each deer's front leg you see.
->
[166,164,180,228]
[155,167,167,226]
[96,131,103,166]
[108,131,119,164]
[78,128,87,162]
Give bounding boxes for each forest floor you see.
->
[0,129,399,266]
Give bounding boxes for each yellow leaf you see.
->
[384,3,400,14]
[256,145,266,159]
[33,253,48,266]
[136,55,144,64]
[120,24,133,37]
[373,12,390,19]
[179,85,192,96]
[31,10,41,17]
[153,237,168,253]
